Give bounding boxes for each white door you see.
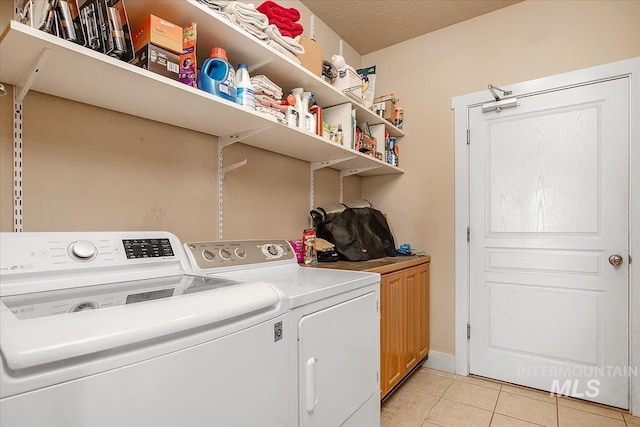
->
[298,292,379,427]
[468,78,629,409]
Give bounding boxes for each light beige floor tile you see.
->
[490,413,544,427]
[384,385,440,420]
[501,384,556,404]
[453,374,502,391]
[557,397,624,420]
[420,423,443,427]
[381,408,423,427]
[623,412,640,425]
[557,405,625,427]
[403,370,453,398]
[426,399,493,427]
[495,391,557,427]
[421,367,456,379]
[442,379,500,411]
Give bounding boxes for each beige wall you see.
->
[2,0,639,360]
[361,0,640,356]
[0,1,361,242]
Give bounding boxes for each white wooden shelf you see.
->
[0,20,403,176]
[124,0,405,138]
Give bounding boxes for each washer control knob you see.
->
[219,248,232,260]
[235,248,246,259]
[268,245,279,256]
[202,249,215,261]
[69,240,97,261]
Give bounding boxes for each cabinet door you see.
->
[380,271,403,397]
[403,267,420,371]
[299,292,378,427]
[417,263,430,360]
[404,264,431,370]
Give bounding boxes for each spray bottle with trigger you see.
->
[302,92,316,134]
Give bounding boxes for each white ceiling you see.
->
[298,0,522,55]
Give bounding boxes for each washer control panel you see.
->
[185,239,296,270]
[0,232,179,275]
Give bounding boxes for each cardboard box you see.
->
[132,43,180,80]
[298,36,322,77]
[133,14,182,54]
[372,99,396,122]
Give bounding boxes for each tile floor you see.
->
[381,367,640,427]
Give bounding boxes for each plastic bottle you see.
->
[235,63,255,109]
[197,47,236,102]
[336,124,344,145]
[388,137,398,166]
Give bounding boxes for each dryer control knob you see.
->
[219,248,232,260]
[235,248,246,259]
[69,240,97,261]
[202,249,216,261]
[262,244,283,258]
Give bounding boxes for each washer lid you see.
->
[0,275,285,370]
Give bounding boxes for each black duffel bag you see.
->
[310,200,396,261]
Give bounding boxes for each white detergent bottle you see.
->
[236,63,255,110]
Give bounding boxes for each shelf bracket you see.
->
[309,157,355,211]
[217,125,270,239]
[16,48,51,102]
[222,159,248,177]
[13,48,51,232]
[219,125,272,148]
[339,167,380,203]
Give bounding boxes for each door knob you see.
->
[609,254,623,267]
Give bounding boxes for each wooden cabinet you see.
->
[380,271,403,396]
[379,262,430,398]
[299,256,430,400]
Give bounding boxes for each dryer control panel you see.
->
[185,239,296,271]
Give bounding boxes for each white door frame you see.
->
[452,56,640,414]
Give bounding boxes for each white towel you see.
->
[256,106,286,124]
[239,21,270,40]
[251,75,283,99]
[256,94,289,113]
[266,39,301,64]
[222,2,268,29]
[264,25,304,55]
[197,0,231,11]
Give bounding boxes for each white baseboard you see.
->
[422,351,456,373]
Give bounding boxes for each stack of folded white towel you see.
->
[197,0,305,64]
[251,75,288,123]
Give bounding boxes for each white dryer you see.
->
[185,239,381,427]
[0,231,291,427]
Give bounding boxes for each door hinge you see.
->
[466,227,470,242]
[466,129,470,145]
[467,324,471,339]
[630,255,633,265]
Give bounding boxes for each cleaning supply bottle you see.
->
[197,47,236,102]
[235,63,255,110]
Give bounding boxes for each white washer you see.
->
[0,231,291,427]
[184,239,381,427]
